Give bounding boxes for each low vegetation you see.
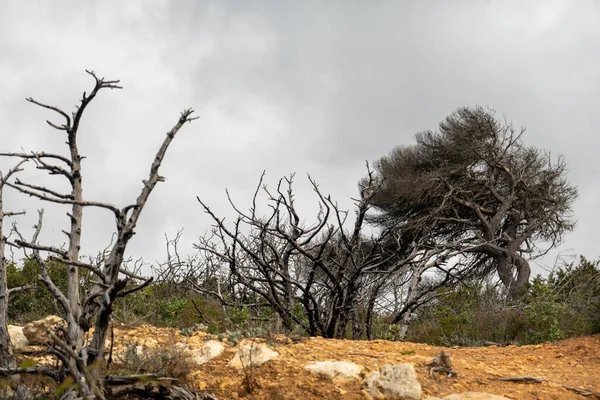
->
[406,256,600,345]
[7,256,599,348]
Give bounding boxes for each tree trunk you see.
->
[0,271,14,369]
[512,255,531,297]
[365,303,375,340]
[66,146,84,352]
[351,307,362,340]
[335,317,348,339]
[397,313,411,340]
[497,253,531,298]
[0,183,14,369]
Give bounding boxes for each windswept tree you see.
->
[367,107,577,297]
[0,71,197,399]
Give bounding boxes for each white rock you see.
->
[228,343,278,369]
[112,345,145,363]
[22,315,65,345]
[187,340,225,365]
[8,325,29,349]
[304,361,363,380]
[194,323,208,331]
[362,364,421,400]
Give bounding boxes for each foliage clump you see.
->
[405,256,600,346]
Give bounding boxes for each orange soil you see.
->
[103,326,600,400]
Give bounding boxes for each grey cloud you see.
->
[0,1,598,274]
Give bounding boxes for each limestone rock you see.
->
[187,340,225,365]
[8,325,29,349]
[22,315,66,345]
[112,344,145,364]
[425,393,511,400]
[228,343,278,369]
[143,337,159,348]
[362,364,421,400]
[304,361,363,380]
[193,323,208,331]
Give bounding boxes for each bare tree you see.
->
[368,107,577,297]
[192,166,426,339]
[154,230,232,322]
[0,160,28,369]
[0,71,197,398]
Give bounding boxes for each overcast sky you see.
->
[0,0,598,276]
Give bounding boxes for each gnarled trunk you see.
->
[497,253,531,298]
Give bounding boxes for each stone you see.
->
[304,361,363,380]
[362,364,421,400]
[8,325,29,349]
[425,394,511,400]
[194,323,208,331]
[22,315,66,345]
[143,337,159,348]
[187,340,225,365]
[112,344,146,363]
[228,343,278,369]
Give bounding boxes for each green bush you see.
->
[112,281,257,332]
[548,256,600,334]
[156,298,188,328]
[369,316,402,341]
[7,258,93,323]
[228,305,250,326]
[403,256,600,346]
[405,283,527,346]
[523,277,566,343]
[521,257,600,343]
[113,283,192,328]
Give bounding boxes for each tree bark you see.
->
[66,136,84,373]
[0,162,26,369]
[0,213,12,368]
[497,253,531,298]
[0,251,13,369]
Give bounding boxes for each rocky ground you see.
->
[8,318,600,399]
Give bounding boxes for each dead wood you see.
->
[497,376,600,399]
[428,351,457,378]
[0,70,196,399]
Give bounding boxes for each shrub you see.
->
[7,258,93,323]
[156,298,188,328]
[113,282,229,329]
[548,256,600,334]
[523,277,566,343]
[111,341,192,382]
[405,282,528,346]
[403,257,600,346]
[228,305,249,326]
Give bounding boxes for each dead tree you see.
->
[0,160,28,369]
[193,165,423,339]
[0,71,197,398]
